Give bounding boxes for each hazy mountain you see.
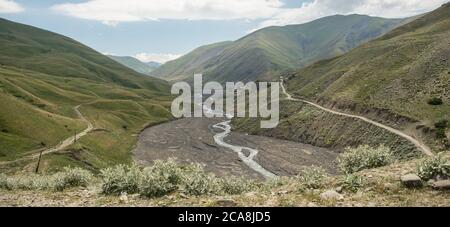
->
[108,55,160,75]
[152,15,408,83]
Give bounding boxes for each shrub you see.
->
[179,164,219,196]
[427,97,443,106]
[138,159,183,198]
[52,167,93,191]
[417,154,450,181]
[341,174,364,193]
[218,176,256,195]
[296,166,328,189]
[100,164,143,195]
[338,145,395,174]
[0,174,7,189]
[436,128,447,139]
[4,175,52,190]
[435,120,449,129]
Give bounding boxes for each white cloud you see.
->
[134,53,182,64]
[255,0,448,30]
[0,0,24,13]
[51,0,283,25]
[51,0,448,30]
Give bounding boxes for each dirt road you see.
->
[280,79,433,156]
[0,104,94,166]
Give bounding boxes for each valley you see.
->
[0,1,449,208]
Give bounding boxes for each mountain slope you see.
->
[0,18,173,172]
[234,4,450,157]
[108,55,159,75]
[0,18,167,91]
[152,15,407,82]
[286,3,450,126]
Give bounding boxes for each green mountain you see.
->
[285,3,450,128]
[0,18,172,172]
[108,55,160,75]
[235,3,450,156]
[152,15,408,82]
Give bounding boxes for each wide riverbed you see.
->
[133,117,338,180]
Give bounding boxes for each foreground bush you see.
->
[417,154,450,181]
[138,159,183,198]
[217,176,256,195]
[0,174,6,189]
[0,167,93,191]
[178,164,219,196]
[53,167,93,191]
[338,145,395,174]
[297,166,328,189]
[341,174,364,193]
[100,164,142,195]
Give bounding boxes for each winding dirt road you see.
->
[0,104,94,166]
[280,79,433,156]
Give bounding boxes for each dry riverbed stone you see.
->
[401,174,423,188]
[432,180,450,190]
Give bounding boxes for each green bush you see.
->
[52,167,93,191]
[436,128,447,139]
[341,174,364,193]
[138,159,183,198]
[297,166,328,189]
[218,176,256,195]
[338,145,395,174]
[417,154,450,181]
[4,175,52,190]
[100,164,143,195]
[428,97,443,106]
[435,120,449,129]
[179,164,219,196]
[0,174,8,189]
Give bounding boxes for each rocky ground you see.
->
[1,152,448,207]
[133,118,338,179]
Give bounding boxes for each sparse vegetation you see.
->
[178,164,219,196]
[417,154,450,181]
[428,97,444,106]
[52,167,93,192]
[0,167,92,191]
[100,159,254,198]
[218,176,256,195]
[341,174,364,193]
[100,164,142,195]
[435,120,448,139]
[138,159,183,198]
[297,166,328,189]
[338,145,395,174]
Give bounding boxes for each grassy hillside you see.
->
[234,4,450,157]
[284,3,450,149]
[108,55,160,75]
[152,15,407,82]
[0,18,173,173]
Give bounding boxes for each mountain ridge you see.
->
[152,14,408,83]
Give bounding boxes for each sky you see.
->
[0,0,448,63]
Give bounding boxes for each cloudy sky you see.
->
[0,0,447,63]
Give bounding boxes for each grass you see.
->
[0,18,173,172]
